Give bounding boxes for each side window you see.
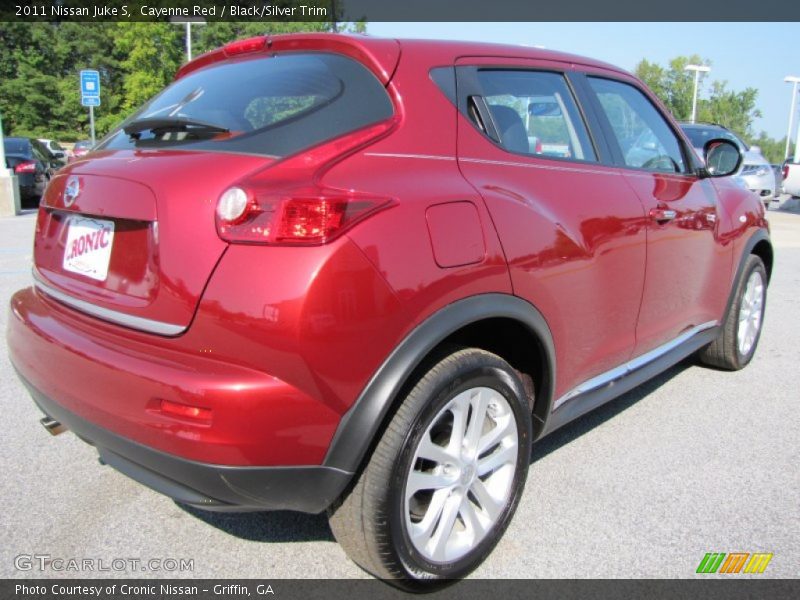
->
[30,142,48,162]
[473,70,596,162]
[587,77,686,173]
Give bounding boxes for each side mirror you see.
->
[53,151,65,159]
[702,138,742,177]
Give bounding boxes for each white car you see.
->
[680,123,775,207]
[783,160,800,197]
[37,139,68,166]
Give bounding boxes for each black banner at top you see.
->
[2,0,800,22]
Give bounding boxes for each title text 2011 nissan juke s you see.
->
[8,34,771,586]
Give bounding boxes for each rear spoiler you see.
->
[175,33,401,86]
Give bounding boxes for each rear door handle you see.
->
[649,208,677,223]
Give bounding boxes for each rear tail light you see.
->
[15,160,37,174]
[534,139,543,154]
[215,117,398,245]
[783,164,789,181]
[216,186,392,245]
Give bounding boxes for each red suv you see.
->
[8,34,771,586]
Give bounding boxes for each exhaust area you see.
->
[40,416,67,436]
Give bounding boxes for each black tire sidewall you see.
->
[385,356,532,582]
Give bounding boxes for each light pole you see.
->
[784,76,800,161]
[170,18,206,63]
[685,64,711,124]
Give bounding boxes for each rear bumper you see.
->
[8,286,342,466]
[22,377,351,513]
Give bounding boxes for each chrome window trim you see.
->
[33,270,186,336]
[553,320,718,410]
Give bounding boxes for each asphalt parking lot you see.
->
[0,201,798,580]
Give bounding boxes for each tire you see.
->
[328,348,532,588]
[698,254,767,370]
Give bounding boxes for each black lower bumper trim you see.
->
[23,379,353,514]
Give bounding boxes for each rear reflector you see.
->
[159,399,212,422]
[15,160,37,174]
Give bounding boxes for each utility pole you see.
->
[784,76,800,161]
[685,64,711,124]
[170,18,206,63]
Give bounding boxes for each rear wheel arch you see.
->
[751,238,773,283]
[322,293,556,476]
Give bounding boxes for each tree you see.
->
[634,54,763,142]
[0,20,359,142]
[635,54,708,121]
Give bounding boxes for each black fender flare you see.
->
[723,229,772,319]
[322,293,556,474]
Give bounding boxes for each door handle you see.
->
[649,208,677,223]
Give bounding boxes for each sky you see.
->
[368,22,800,142]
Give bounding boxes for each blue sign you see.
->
[80,69,100,99]
[81,96,101,107]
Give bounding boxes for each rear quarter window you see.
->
[98,52,393,158]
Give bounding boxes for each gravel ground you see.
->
[0,201,797,580]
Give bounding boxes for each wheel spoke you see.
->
[430,492,462,561]
[477,443,516,477]
[470,478,502,520]
[409,488,450,545]
[464,390,490,456]
[417,434,455,465]
[407,470,453,498]
[447,398,469,455]
[458,496,486,539]
[477,414,514,455]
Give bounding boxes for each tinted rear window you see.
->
[682,126,746,151]
[3,139,30,155]
[99,52,393,157]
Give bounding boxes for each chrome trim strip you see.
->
[33,271,186,336]
[553,321,718,410]
[364,152,456,161]
[459,156,619,177]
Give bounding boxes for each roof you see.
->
[177,33,629,82]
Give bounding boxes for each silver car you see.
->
[680,123,775,207]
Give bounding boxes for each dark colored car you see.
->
[7,34,771,586]
[68,140,93,162]
[3,137,58,206]
[680,123,776,207]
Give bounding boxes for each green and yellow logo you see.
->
[696,552,773,574]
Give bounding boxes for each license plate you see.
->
[62,216,115,281]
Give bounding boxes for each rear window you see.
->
[3,139,29,155]
[99,52,393,157]
[682,126,746,151]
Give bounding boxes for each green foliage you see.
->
[635,53,784,163]
[634,54,763,139]
[0,21,349,142]
[747,132,788,164]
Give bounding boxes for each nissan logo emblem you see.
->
[64,177,80,207]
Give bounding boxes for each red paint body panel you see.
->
[7,34,768,477]
[35,150,272,328]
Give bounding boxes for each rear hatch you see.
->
[32,43,395,335]
[35,151,271,333]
